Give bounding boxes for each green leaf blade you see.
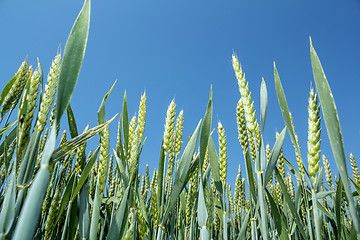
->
[55,0,91,123]
[199,86,213,172]
[310,38,360,234]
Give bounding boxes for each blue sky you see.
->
[1,0,359,185]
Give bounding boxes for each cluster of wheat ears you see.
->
[0,1,359,239]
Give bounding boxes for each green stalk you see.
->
[89,183,101,240]
[256,138,268,240]
[311,189,321,240]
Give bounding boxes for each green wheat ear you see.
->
[350,153,360,186]
[276,131,285,179]
[286,172,295,201]
[128,115,136,159]
[174,109,184,157]
[99,125,110,194]
[307,86,321,182]
[149,168,158,228]
[322,154,333,190]
[137,92,146,143]
[163,99,176,155]
[36,53,61,133]
[236,99,248,154]
[17,64,35,160]
[218,121,227,186]
[1,59,28,118]
[232,53,260,161]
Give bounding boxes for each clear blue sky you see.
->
[1,0,359,185]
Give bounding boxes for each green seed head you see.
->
[137,92,147,143]
[350,153,360,186]
[202,146,209,175]
[145,164,150,191]
[218,121,227,186]
[234,165,241,208]
[99,126,110,194]
[74,126,88,177]
[108,154,114,188]
[109,173,117,197]
[227,184,234,215]
[44,185,61,240]
[286,172,295,200]
[276,132,285,179]
[236,99,249,153]
[149,169,158,227]
[174,110,184,157]
[307,87,321,181]
[128,115,137,159]
[26,67,40,122]
[129,126,141,175]
[163,99,176,154]
[36,53,61,133]
[185,176,197,229]
[1,59,28,117]
[233,53,260,161]
[140,175,146,196]
[322,154,333,190]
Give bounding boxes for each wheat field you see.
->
[0,0,359,239]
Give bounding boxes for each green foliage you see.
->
[0,1,359,239]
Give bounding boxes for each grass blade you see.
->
[0,158,16,236]
[98,80,116,125]
[198,178,209,239]
[274,64,298,157]
[161,120,202,224]
[78,185,90,239]
[16,131,41,186]
[266,189,289,240]
[238,210,250,239]
[274,63,312,186]
[113,149,129,188]
[55,0,90,122]
[13,126,57,240]
[55,173,76,226]
[67,104,79,138]
[208,136,221,188]
[156,140,166,220]
[106,184,131,240]
[335,177,343,239]
[0,121,17,138]
[245,149,257,201]
[199,86,213,171]
[310,38,360,234]
[260,77,267,133]
[13,166,52,239]
[122,91,129,159]
[0,126,16,156]
[51,115,115,162]
[274,167,306,239]
[264,126,286,186]
[70,146,100,202]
